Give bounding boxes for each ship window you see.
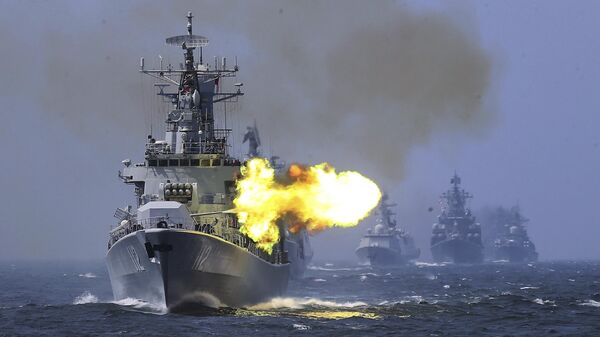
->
[211,159,221,166]
[190,159,200,166]
[180,159,190,166]
[169,159,179,166]
[201,159,210,167]
[148,160,157,167]
[158,160,168,167]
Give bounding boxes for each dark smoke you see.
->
[1,1,494,183]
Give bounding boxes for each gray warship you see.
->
[493,206,538,262]
[430,174,483,263]
[106,13,289,312]
[242,122,313,278]
[355,195,420,266]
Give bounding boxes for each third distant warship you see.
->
[430,174,483,263]
[493,206,538,262]
[106,13,289,312]
[356,195,420,266]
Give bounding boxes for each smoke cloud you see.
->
[2,0,493,183]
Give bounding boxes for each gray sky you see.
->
[0,1,598,261]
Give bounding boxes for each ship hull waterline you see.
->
[431,238,483,264]
[106,229,290,312]
[494,246,538,263]
[355,246,415,266]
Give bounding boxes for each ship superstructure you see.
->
[493,206,538,262]
[355,194,420,266]
[106,13,289,311]
[430,174,483,263]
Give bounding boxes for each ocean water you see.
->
[1,260,600,336]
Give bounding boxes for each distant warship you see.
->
[431,174,483,263]
[106,13,289,312]
[242,122,313,278]
[356,195,420,266]
[493,206,538,262]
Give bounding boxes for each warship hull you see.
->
[431,238,483,263]
[106,229,289,312]
[494,246,538,263]
[355,246,413,266]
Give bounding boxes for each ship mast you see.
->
[379,194,397,228]
[139,12,243,157]
[441,173,473,217]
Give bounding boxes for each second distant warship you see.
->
[430,174,483,263]
[356,195,420,266]
[493,206,538,262]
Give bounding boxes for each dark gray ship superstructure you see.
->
[493,206,538,262]
[106,13,289,312]
[355,195,420,266]
[431,174,483,263]
[242,122,313,278]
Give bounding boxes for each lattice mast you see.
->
[140,12,243,157]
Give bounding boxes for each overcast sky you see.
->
[0,0,598,261]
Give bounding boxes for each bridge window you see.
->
[180,159,190,166]
[191,159,200,166]
[169,159,178,166]
[148,160,157,167]
[158,160,168,167]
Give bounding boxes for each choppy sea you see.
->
[1,260,600,336]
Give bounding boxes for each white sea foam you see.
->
[520,286,540,290]
[415,262,446,267]
[533,298,555,305]
[360,272,379,277]
[73,291,98,305]
[112,297,167,313]
[313,278,327,282]
[293,323,311,331]
[308,265,365,272]
[360,275,368,282]
[400,296,425,304]
[78,272,97,279]
[249,297,368,310]
[580,300,600,308]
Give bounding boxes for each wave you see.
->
[532,298,555,305]
[78,273,97,279]
[248,297,368,310]
[313,278,327,282]
[308,265,365,272]
[72,291,166,313]
[292,324,311,331]
[415,262,447,267]
[580,300,600,308]
[112,297,167,313]
[73,291,98,305]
